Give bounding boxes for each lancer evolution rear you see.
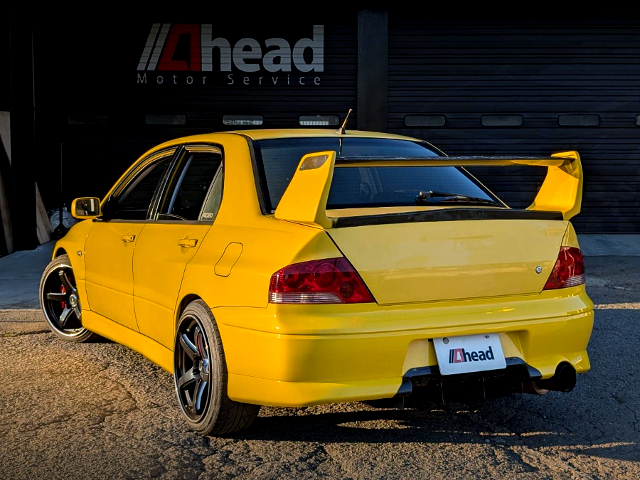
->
[233,130,592,406]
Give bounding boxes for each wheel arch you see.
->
[175,294,203,331]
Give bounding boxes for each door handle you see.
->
[178,238,198,248]
[121,234,136,243]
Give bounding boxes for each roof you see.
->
[229,129,420,141]
[143,128,433,161]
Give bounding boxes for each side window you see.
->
[106,156,171,220]
[158,151,223,221]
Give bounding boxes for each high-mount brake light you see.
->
[269,257,374,304]
[543,247,585,290]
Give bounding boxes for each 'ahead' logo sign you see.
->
[434,334,506,376]
[449,347,496,364]
[137,24,324,73]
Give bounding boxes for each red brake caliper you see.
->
[60,285,67,310]
[196,332,205,358]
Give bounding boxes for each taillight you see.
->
[269,257,375,304]
[543,247,585,290]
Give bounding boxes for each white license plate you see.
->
[433,334,506,376]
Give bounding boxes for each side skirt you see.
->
[82,310,173,372]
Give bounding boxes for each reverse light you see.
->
[543,247,585,290]
[269,257,374,304]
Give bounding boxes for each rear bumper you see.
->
[215,287,593,407]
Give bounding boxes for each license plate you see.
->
[433,334,506,376]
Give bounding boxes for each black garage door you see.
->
[37,16,357,207]
[387,18,640,233]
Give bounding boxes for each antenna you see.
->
[337,108,353,135]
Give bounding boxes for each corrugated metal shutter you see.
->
[387,19,640,233]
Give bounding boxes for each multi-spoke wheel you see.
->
[39,254,96,342]
[174,300,260,435]
[175,314,212,420]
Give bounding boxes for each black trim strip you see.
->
[148,145,185,220]
[336,155,563,163]
[333,208,563,228]
[235,133,270,215]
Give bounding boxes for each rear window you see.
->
[253,137,495,211]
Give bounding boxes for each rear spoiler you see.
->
[274,150,583,228]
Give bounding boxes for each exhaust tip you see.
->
[554,363,577,392]
[534,362,577,393]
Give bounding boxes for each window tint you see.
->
[254,138,440,211]
[159,152,222,221]
[107,157,171,220]
[327,166,493,208]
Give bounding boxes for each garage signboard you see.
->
[136,24,324,87]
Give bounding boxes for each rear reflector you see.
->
[543,247,585,290]
[269,257,374,304]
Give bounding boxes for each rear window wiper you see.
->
[415,190,502,207]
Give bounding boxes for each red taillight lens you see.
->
[543,247,585,290]
[269,257,375,304]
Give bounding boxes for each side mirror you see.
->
[71,197,101,219]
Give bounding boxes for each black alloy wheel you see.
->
[173,300,260,435]
[175,314,212,421]
[39,254,96,342]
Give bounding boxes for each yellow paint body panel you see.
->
[328,219,566,305]
[216,287,592,406]
[52,129,593,408]
[133,223,211,348]
[84,222,144,331]
[214,243,243,277]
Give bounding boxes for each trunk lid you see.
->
[328,217,567,305]
[272,148,581,304]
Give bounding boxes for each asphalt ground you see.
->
[0,256,638,479]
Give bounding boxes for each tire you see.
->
[174,299,260,436]
[39,254,97,342]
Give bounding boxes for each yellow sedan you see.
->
[39,129,593,435]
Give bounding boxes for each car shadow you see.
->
[229,395,639,463]
[571,444,640,462]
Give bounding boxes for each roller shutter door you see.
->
[387,19,640,233]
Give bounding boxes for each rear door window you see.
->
[157,150,223,221]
